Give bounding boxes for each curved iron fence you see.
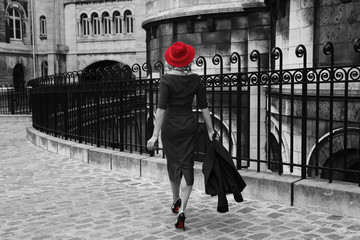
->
[0,87,32,114]
[30,41,360,186]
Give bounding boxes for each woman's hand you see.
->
[147,136,158,151]
[208,130,217,140]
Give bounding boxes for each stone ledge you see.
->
[26,126,360,219]
[294,179,360,218]
[0,115,32,121]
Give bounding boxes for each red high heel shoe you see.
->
[171,198,181,213]
[175,212,186,231]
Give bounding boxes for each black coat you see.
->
[202,139,246,212]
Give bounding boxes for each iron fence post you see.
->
[296,44,307,179]
[250,50,261,172]
[230,52,242,169]
[323,42,335,183]
[271,47,284,175]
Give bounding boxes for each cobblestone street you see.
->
[1,117,360,240]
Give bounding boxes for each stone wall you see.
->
[315,0,360,66]
[0,1,6,43]
[143,0,270,74]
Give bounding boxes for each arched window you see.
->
[40,15,47,37]
[41,61,48,77]
[91,12,101,35]
[13,64,24,90]
[80,13,90,36]
[102,12,111,35]
[113,11,122,34]
[124,10,133,33]
[8,7,22,40]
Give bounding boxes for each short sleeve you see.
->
[196,78,208,109]
[157,76,170,109]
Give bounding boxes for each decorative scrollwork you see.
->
[249,73,259,84]
[122,65,132,80]
[230,52,240,64]
[323,42,334,56]
[154,60,164,75]
[319,69,331,82]
[241,74,248,85]
[230,52,241,72]
[348,67,360,81]
[212,54,223,67]
[354,38,360,52]
[196,56,206,67]
[205,76,212,86]
[223,75,230,86]
[230,75,238,86]
[95,67,105,82]
[295,44,306,58]
[111,64,122,74]
[271,47,282,61]
[294,70,304,83]
[131,63,141,79]
[213,76,221,86]
[283,71,291,83]
[271,72,280,84]
[307,70,317,83]
[250,50,260,63]
[334,68,345,82]
[142,62,152,74]
[260,73,269,84]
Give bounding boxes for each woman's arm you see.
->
[201,108,215,140]
[147,108,165,150]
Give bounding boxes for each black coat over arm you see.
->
[202,139,246,213]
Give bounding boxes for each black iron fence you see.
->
[0,87,32,114]
[30,41,360,186]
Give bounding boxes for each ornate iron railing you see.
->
[30,40,360,186]
[0,87,32,114]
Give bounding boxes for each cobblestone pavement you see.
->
[1,118,360,240]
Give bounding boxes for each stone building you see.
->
[142,0,360,181]
[0,0,146,87]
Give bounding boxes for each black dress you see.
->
[158,73,207,185]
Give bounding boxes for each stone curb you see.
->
[26,126,360,219]
[0,114,32,121]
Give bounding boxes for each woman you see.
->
[147,42,215,230]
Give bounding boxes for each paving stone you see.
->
[2,118,360,240]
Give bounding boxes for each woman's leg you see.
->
[170,180,180,202]
[179,177,193,213]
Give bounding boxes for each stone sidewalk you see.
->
[1,118,360,240]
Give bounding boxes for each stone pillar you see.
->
[64,3,78,72]
[287,0,314,69]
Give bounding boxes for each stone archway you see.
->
[307,127,360,181]
[13,64,24,90]
[320,148,360,184]
[80,60,132,82]
[84,60,121,71]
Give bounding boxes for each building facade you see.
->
[0,0,146,87]
[142,0,360,181]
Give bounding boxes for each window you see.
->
[91,13,101,35]
[80,13,90,36]
[113,11,122,34]
[41,61,48,77]
[40,15,47,37]
[124,10,133,33]
[8,7,22,40]
[102,12,111,35]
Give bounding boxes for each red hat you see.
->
[165,42,195,68]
